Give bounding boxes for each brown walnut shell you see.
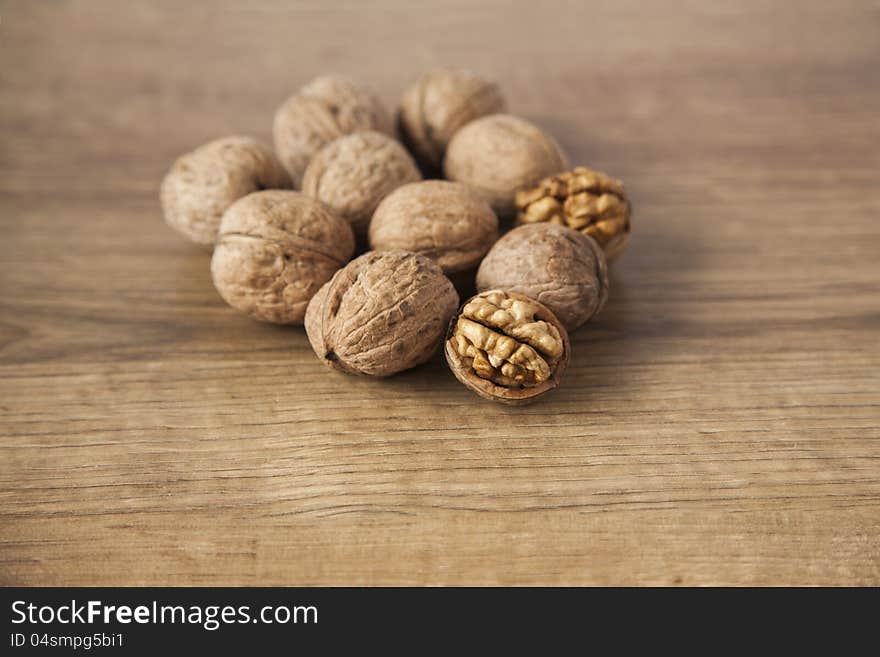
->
[368,180,499,275]
[305,250,459,377]
[160,136,291,247]
[302,131,421,238]
[445,290,570,405]
[443,114,569,218]
[211,190,355,324]
[515,166,632,259]
[476,223,609,332]
[398,69,506,171]
[273,75,393,187]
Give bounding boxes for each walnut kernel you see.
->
[305,251,459,377]
[443,114,569,217]
[445,290,570,404]
[211,191,354,324]
[476,223,608,331]
[302,131,421,237]
[160,136,291,247]
[398,69,506,170]
[516,166,632,259]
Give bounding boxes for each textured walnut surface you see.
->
[476,223,608,331]
[273,75,393,187]
[160,136,291,247]
[368,180,498,274]
[445,290,570,404]
[305,250,459,377]
[302,131,421,237]
[211,190,354,324]
[398,69,505,170]
[516,166,632,259]
[443,114,569,217]
[301,75,394,134]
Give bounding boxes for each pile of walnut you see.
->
[160,71,631,405]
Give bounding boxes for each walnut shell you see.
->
[443,114,569,218]
[398,69,506,171]
[475,223,608,332]
[368,180,499,274]
[445,290,570,405]
[305,251,459,377]
[273,75,393,187]
[160,136,291,247]
[516,166,632,259]
[211,190,355,324]
[302,131,421,238]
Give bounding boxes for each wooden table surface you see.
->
[2,1,878,586]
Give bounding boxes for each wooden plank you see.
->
[1,0,878,585]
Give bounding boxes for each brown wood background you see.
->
[1,0,878,586]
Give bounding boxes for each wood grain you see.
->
[1,0,878,586]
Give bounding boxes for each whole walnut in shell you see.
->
[476,223,608,332]
[368,181,499,275]
[273,75,393,187]
[305,251,459,377]
[445,290,570,405]
[398,69,506,171]
[443,114,569,217]
[211,190,354,324]
[302,131,421,237]
[160,136,291,247]
[516,166,632,259]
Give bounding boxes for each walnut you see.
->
[398,69,506,171]
[368,181,499,277]
[445,290,570,405]
[443,114,569,217]
[273,75,393,187]
[305,251,459,377]
[516,166,632,259]
[301,131,421,238]
[475,223,608,331]
[210,190,354,324]
[160,136,291,247]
